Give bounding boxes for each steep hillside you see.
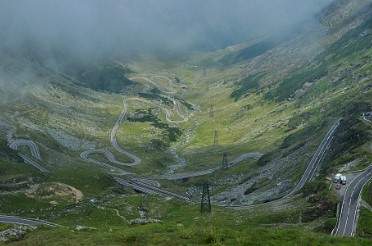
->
[0,0,371,245]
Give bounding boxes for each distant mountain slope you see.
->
[227,0,372,102]
[66,62,137,93]
[0,47,138,94]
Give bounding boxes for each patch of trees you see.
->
[231,73,264,101]
[77,64,135,93]
[128,109,182,143]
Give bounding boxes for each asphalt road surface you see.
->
[221,120,342,209]
[8,139,41,160]
[110,98,142,166]
[114,177,192,203]
[130,96,190,124]
[18,154,49,173]
[130,75,177,95]
[80,93,193,172]
[157,152,263,180]
[6,130,48,173]
[285,119,341,197]
[333,165,372,237]
[0,215,56,227]
[80,149,132,175]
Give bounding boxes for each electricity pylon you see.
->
[213,130,219,145]
[200,183,211,215]
[209,104,214,118]
[222,152,229,169]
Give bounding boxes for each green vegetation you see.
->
[231,73,264,101]
[0,140,41,183]
[323,16,372,60]
[0,1,371,245]
[324,116,372,173]
[0,196,369,245]
[301,180,337,227]
[73,63,136,93]
[138,92,173,106]
[7,223,371,246]
[266,64,328,101]
[0,224,11,231]
[358,181,372,238]
[45,167,114,196]
[358,208,372,239]
[221,40,279,65]
[128,108,182,143]
[362,181,372,206]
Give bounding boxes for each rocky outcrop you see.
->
[0,226,35,242]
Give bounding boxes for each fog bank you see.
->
[0,0,334,59]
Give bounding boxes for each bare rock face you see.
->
[47,128,96,151]
[294,82,313,98]
[25,182,83,203]
[129,218,161,225]
[0,226,35,242]
[74,225,97,232]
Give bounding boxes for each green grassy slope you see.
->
[0,0,372,245]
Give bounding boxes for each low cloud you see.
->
[0,0,334,59]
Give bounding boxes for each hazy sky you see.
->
[0,0,334,59]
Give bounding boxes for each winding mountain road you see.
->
[0,215,57,227]
[130,75,177,95]
[18,154,49,173]
[80,97,144,172]
[79,76,192,172]
[79,74,195,173]
[163,97,190,124]
[217,119,342,209]
[130,75,192,123]
[157,152,263,180]
[80,149,133,175]
[130,96,190,124]
[165,148,187,175]
[114,177,193,203]
[8,139,41,161]
[110,98,142,166]
[163,118,345,209]
[114,152,264,202]
[362,112,371,124]
[333,165,372,237]
[285,119,341,197]
[6,130,48,173]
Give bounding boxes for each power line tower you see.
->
[139,194,149,218]
[213,130,219,145]
[222,152,229,169]
[209,104,214,118]
[200,183,211,215]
